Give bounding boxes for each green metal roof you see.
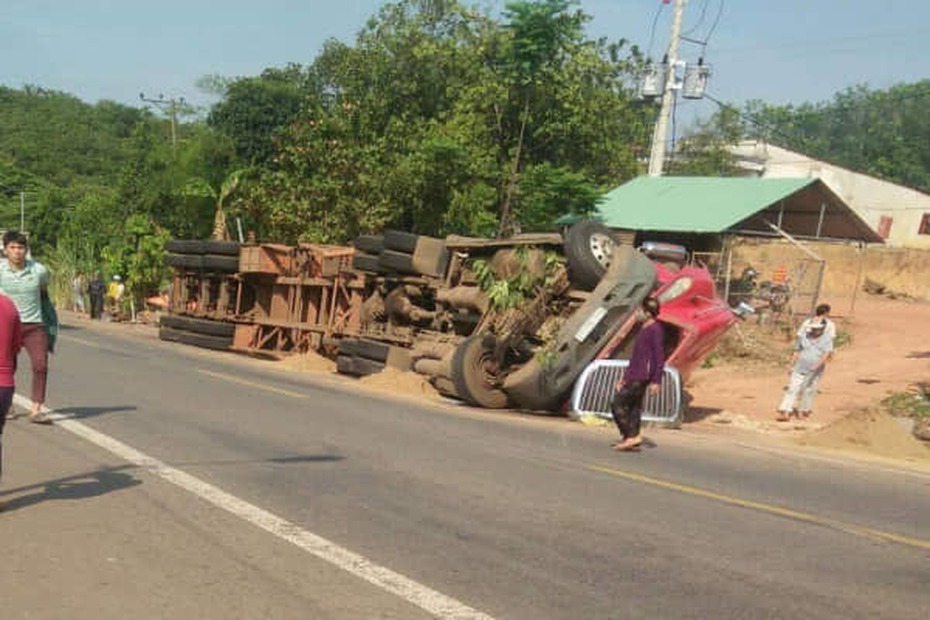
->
[580,176,815,232]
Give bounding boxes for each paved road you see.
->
[2,318,929,619]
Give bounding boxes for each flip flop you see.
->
[775,413,791,422]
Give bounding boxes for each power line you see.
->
[680,0,709,38]
[645,0,667,60]
[702,92,809,148]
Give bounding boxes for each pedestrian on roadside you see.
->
[797,303,836,344]
[88,272,106,320]
[107,274,125,318]
[0,231,53,424]
[71,271,86,315]
[777,318,833,421]
[0,291,23,507]
[610,297,666,452]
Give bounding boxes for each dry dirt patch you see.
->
[796,408,930,463]
[688,296,930,461]
[278,350,337,374]
[357,367,441,400]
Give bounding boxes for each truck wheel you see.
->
[166,253,203,269]
[563,220,618,291]
[202,254,240,273]
[338,338,390,362]
[159,327,232,351]
[383,230,420,253]
[378,250,416,274]
[352,253,382,273]
[160,315,236,338]
[451,335,509,409]
[354,235,384,254]
[336,354,386,377]
[202,240,240,256]
[166,240,205,254]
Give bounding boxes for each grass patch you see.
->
[881,389,930,419]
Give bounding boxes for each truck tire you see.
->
[352,253,382,273]
[383,230,420,253]
[160,315,236,338]
[202,254,240,273]
[563,219,618,291]
[166,240,205,254]
[354,235,384,255]
[159,326,232,351]
[338,338,391,362]
[166,253,203,269]
[378,250,417,274]
[202,240,240,256]
[450,335,509,409]
[336,354,386,377]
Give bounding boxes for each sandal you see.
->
[28,412,54,425]
[775,412,791,422]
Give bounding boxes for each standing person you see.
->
[0,292,23,507]
[777,319,833,421]
[88,272,106,319]
[71,271,86,315]
[611,298,666,452]
[0,231,53,424]
[107,274,125,318]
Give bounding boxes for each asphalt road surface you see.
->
[3,318,929,619]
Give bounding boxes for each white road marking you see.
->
[14,394,495,620]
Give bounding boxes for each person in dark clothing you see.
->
[611,297,666,452]
[88,272,106,320]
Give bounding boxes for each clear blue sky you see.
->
[2,0,928,128]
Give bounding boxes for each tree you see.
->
[741,81,930,192]
[207,66,306,166]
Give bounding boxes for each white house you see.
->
[730,140,930,249]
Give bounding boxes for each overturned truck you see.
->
[161,221,738,412]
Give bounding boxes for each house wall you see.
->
[732,141,930,250]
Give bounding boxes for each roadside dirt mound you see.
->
[796,408,930,462]
[278,351,337,374]
[357,368,440,400]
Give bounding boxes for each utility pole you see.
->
[20,191,25,231]
[139,92,185,148]
[647,0,687,177]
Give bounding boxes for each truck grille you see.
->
[570,360,682,424]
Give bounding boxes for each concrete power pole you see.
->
[139,93,184,149]
[647,0,687,177]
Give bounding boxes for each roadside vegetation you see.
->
[1,0,927,312]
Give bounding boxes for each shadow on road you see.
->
[266,455,344,464]
[682,405,723,423]
[0,465,142,513]
[54,405,138,419]
[906,351,930,359]
[170,454,346,468]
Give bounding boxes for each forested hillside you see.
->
[0,0,926,307]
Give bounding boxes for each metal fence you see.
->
[694,238,826,320]
[570,360,682,424]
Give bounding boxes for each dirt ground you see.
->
[684,295,930,463]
